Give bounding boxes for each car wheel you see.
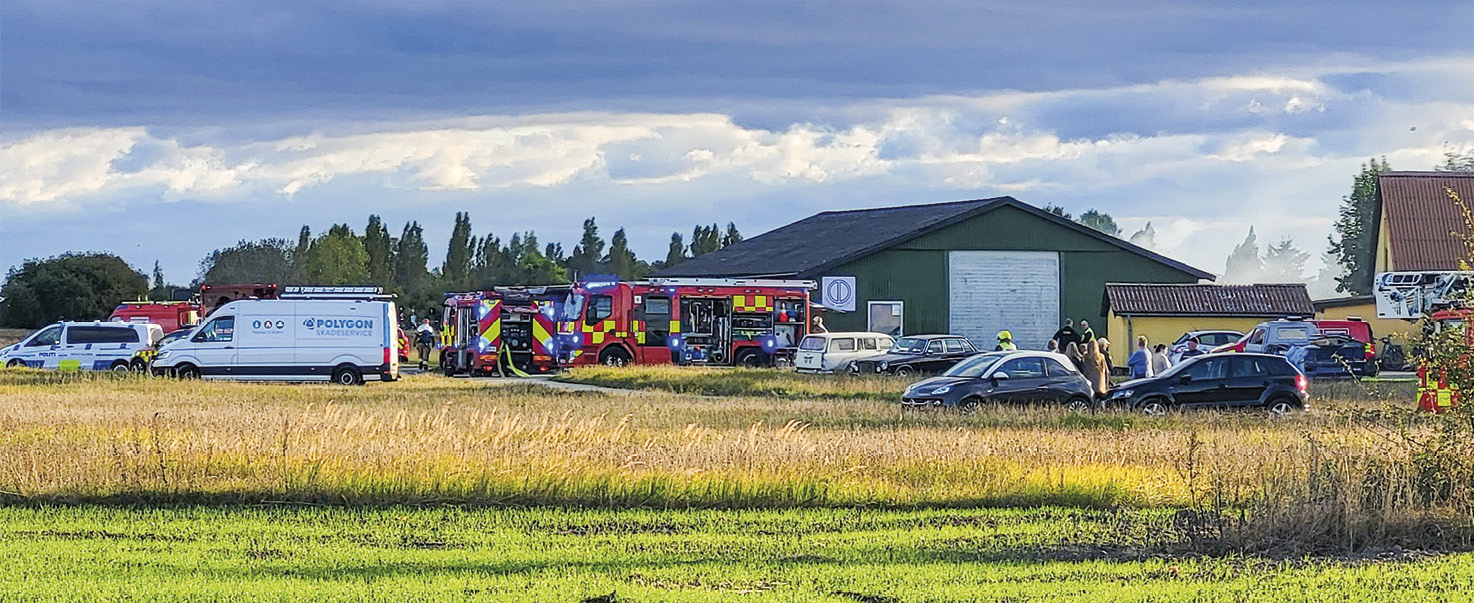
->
[6,359,25,369]
[600,348,631,367]
[1065,396,1093,413]
[109,361,131,372]
[332,365,363,386]
[130,358,149,372]
[176,364,200,380]
[1137,398,1168,416]
[957,397,982,415]
[893,366,913,377]
[1265,397,1300,416]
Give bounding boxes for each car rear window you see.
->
[799,336,825,351]
[1264,356,1301,377]
[860,338,877,350]
[66,326,141,344]
[829,338,856,352]
[1277,326,1311,342]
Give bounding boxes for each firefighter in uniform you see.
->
[995,330,1017,351]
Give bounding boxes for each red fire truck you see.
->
[550,277,815,368]
[200,283,281,315]
[1419,308,1473,413]
[109,301,203,333]
[440,288,563,376]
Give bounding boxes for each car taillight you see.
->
[1295,374,1307,393]
[1366,341,1376,359]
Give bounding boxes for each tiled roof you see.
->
[1379,172,1474,271]
[1106,283,1314,317]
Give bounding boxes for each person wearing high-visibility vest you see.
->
[995,330,1017,351]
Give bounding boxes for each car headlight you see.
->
[931,385,951,395]
[879,361,888,371]
[155,350,171,360]
[1111,389,1133,399]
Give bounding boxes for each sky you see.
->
[3,1,1474,292]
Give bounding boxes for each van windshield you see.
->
[799,336,825,351]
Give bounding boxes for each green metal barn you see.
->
[653,197,1212,349]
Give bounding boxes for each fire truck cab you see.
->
[109,301,203,333]
[553,278,814,368]
[1420,308,1473,413]
[440,288,562,377]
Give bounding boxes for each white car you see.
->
[151,298,400,384]
[1,321,164,371]
[794,332,896,373]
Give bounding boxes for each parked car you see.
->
[1213,319,1370,378]
[1108,353,1308,415]
[794,332,895,373]
[129,327,196,371]
[852,334,979,376]
[901,351,1096,413]
[1,321,164,371]
[1169,330,1244,363]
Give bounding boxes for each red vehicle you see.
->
[552,278,814,368]
[108,301,203,333]
[1420,308,1472,413]
[1314,318,1377,369]
[440,288,562,376]
[199,283,280,315]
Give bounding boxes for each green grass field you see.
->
[5,505,1472,602]
[1,366,1469,601]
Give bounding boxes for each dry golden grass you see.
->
[0,368,1436,514]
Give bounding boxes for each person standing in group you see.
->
[1051,319,1079,351]
[414,318,437,371]
[1081,340,1109,399]
[1078,320,1096,344]
[1127,336,1154,379]
[1180,338,1206,361]
[1064,341,1085,372]
[811,316,828,334]
[1151,343,1171,375]
[1098,338,1113,376]
[995,330,1017,351]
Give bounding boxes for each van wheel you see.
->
[736,349,765,368]
[6,359,24,369]
[333,365,363,386]
[600,348,631,367]
[109,361,130,372]
[176,364,200,380]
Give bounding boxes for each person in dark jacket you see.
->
[1051,319,1079,351]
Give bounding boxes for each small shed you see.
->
[1103,283,1314,365]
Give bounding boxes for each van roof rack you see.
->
[278,285,394,300]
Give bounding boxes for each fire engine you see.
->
[1419,308,1473,413]
[109,301,203,333]
[200,283,281,315]
[439,287,563,377]
[549,277,815,368]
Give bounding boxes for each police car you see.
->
[1,322,165,371]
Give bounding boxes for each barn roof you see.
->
[1106,283,1314,317]
[653,197,1212,280]
[1377,171,1474,271]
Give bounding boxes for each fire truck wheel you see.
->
[332,365,364,386]
[176,364,200,380]
[600,348,631,367]
[109,361,131,372]
[736,349,766,368]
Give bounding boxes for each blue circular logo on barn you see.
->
[825,279,853,306]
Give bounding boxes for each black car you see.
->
[901,351,1096,413]
[853,334,979,376]
[1107,353,1308,415]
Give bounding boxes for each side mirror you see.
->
[1178,374,1192,384]
[991,371,1011,381]
[192,334,206,343]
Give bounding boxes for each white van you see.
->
[1,322,163,371]
[794,331,896,373]
[151,298,399,384]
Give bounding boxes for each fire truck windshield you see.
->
[555,293,587,322]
